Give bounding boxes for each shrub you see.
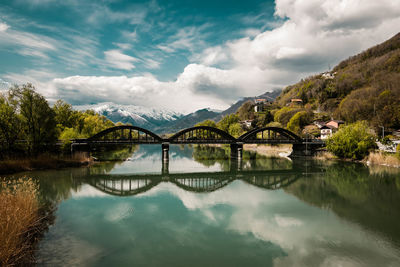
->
[326,121,376,160]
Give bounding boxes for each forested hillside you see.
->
[275,32,400,132]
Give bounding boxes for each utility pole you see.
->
[380,126,385,139]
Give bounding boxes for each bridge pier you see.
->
[162,142,169,162]
[230,143,243,171]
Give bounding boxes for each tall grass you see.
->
[0,178,40,266]
[366,152,400,168]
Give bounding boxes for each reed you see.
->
[0,178,40,266]
[366,151,400,168]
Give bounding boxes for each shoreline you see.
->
[0,156,93,175]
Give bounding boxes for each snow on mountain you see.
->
[73,102,183,132]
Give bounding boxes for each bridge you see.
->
[71,125,325,161]
[84,169,310,197]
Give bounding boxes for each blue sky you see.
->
[0,0,399,113]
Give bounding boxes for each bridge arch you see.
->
[238,127,301,143]
[168,126,236,144]
[87,176,161,196]
[173,177,233,193]
[87,125,163,143]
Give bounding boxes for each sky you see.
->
[0,0,399,113]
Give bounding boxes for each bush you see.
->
[326,121,376,160]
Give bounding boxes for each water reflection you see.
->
[85,169,304,197]
[6,145,400,266]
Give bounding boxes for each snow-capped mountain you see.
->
[74,102,184,132]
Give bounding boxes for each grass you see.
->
[0,152,92,174]
[0,178,41,266]
[366,151,400,168]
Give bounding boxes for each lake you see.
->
[9,145,400,266]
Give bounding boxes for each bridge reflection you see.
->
[85,169,313,196]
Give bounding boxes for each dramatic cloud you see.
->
[1,0,400,113]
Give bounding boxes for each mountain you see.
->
[159,108,221,134]
[74,103,184,132]
[75,89,282,134]
[275,32,400,131]
[214,89,282,121]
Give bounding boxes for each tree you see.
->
[228,123,244,138]
[0,92,22,152]
[9,84,57,154]
[237,101,254,121]
[326,121,376,160]
[287,111,312,134]
[53,100,78,129]
[217,114,240,132]
[195,119,217,128]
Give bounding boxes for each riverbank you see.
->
[243,144,292,157]
[0,153,93,175]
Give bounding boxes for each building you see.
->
[254,98,268,112]
[320,125,335,139]
[313,119,344,139]
[326,120,344,129]
[240,120,253,129]
[290,99,303,106]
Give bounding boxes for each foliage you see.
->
[326,121,376,160]
[228,122,244,138]
[0,83,116,156]
[286,111,313,134]
[302,124,320,137]
[9,84,57,154]
[236,101,255,121]
[0,92,22,151]
[273,106,303,126]
[265,121,283,128]
[274,32,400,131]
[216,114,240,132]
[253,111,274,128]
[195,119,217,128]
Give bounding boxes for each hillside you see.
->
[275,32,400,132]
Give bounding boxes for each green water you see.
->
[9,145,400,266]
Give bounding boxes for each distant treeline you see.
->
[0,83,115,157]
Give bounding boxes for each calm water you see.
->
[9,145,400,266]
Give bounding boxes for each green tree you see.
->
[287,111,312,134]
[0,92,22,152]
[195,119,217,128]
[53,100,79,129]
[273,106,303,126]
[217,114,240,132]
[10,84,57,154]
[326,121,376,160]
[228,122,244,138]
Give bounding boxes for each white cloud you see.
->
[104,49,138,70]
[3,0,400,113]
[0,22,9,32]
[87,5,147,25]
